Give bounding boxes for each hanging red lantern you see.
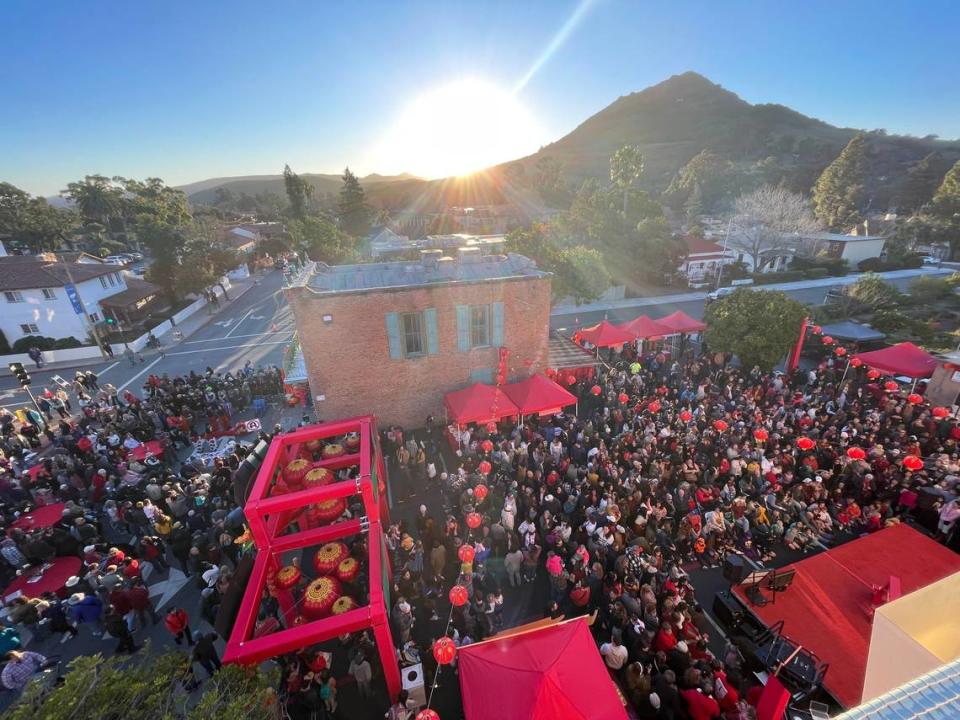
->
[282,458,311,488]
[313,542,349,576]
[835,347,847,357]
[932,406,950,418]
[486,421,498,433]
[449,585,469,607]
[812,325,822,334]
[822,336,834,345]
[432,637,457,665]
[850,357,863,368]
[679,410,692,423]
[545,368,556,378]
[477,460,492,475]
[416,710,440,720]
[907,393,923,404]
[465,512,482,529]
[480,439,494,453]
[618,392,629,404]
[884,381,900,392]
[753,429,769,442]
[322,443,345,459]
[648,400,661,413]
[713,420,728,432]
[903,455,924,471]
[590,385,602,396]
[796,437,815,451]
[846,447,866,461]
[458,544,475,564]
[867,369,881,380]
[274,564,301,591]
[567,375,577,386]
[473,483,488,501]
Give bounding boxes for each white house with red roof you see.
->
[679,236,736,284]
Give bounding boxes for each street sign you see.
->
[64,284,84,314]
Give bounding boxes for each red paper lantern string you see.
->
[811,325,822,334]
[432,637,456,665]
[618,392,629,404]
[465,512,482,529]
[448,585,468,607]
[835,347,847,357]
[713,420,728,432]
[416,710,440,720]
[473,483,488,501]
[932,406,950,418]
[822,336,834,345]
[903,455,924,471]
[591,385,602,396]
[850,357,863,368]
[679,410,693,423]
[477,460,492,475]
[884,381,900,392]
[867,369,882,380]
[796,437,815,451]
[846,447,866,461]
[480,439,494,453]
[458,544,475,563]
[486,421,497,433]
[907,393,923,405]
[567,375,577,386]
[753,429,769,442]
[648,400,661,413]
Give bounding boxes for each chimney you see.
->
[457,247,481,264]
[420,249,443,269]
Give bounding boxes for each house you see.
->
[794,232,887,266]
[0,254,133,345]
[369,227,412,258]
[679,236,735,283]
[286,249,552,427]
[225,227,259,254]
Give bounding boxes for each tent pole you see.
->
[839,360,851,386]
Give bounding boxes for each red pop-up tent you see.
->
[852,341,938,378]
[444,383,520,425]
[458,617,628,720]
[658,309,706,334]
[619,314,671,339]
[579,320,633,347]
[503,374,577,416]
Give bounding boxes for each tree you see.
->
[609,145,644,214]
[175,223,241,300]
[703,289,807,370]
[846,272,903,310]
[898,153,949,212]
[931,159,960,220]
[283,164,312,220]
[62,175,123,227]
[0,182,79,253]
[665,150,733,213]
[684,182,704,224]
[289,216,356,263]
[141,216,188,303]
[337,167,371,237]
[6,649,278,720]
[554,245,610,304]
[812,133,867,231]
[729,185,819,272]
[532,157,568,207]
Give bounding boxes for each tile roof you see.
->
[0,256,120,291]
[834,657,960,719]
[98,276,162,308]
[684,236,727,255]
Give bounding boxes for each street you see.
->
[0,270,295,411]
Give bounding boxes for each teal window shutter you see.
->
[491,302,504,347]
[424,308,439,355]
[456,305,470,352]
[470,368,494,384]
[385,312,401,359]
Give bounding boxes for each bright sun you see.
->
[371,78,546,179]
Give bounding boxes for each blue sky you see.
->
[3,0,958,196]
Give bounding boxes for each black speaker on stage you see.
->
[712,591,745,628]
[723,554,747,584]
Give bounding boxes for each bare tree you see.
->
[728,185,819,272]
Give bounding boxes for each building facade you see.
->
[286,250,552,427]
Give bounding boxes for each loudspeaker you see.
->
[712,591,744,628]
[214,552,255,640]
[723,555,747,584]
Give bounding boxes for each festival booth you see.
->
[458,616,628,720]
[502,374,578,419]
[548,335,599,385]
[851,341,938,379]
[619,314,670,340]
[578,320,634,349]
[443,383,520,451]
[223,416,401,700]
[657,310,706,335]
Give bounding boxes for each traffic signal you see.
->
[105,316,115,325]
[9,362,30,388]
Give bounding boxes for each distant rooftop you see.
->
[801,232,886,243]
[303,250,548,294]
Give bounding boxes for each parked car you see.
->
[104,255,128,265]
[706,287,736,301]
[921,255,940,265]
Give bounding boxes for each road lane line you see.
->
[164,341,290,356]
[183,330,293,345]
[99,361,120,376]
[224,306,257,338]
[118,356,164,391]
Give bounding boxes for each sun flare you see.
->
[370,78,546,179]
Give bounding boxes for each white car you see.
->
[104,255,128,265]
[706,287,735,301]
[921,255,939,265]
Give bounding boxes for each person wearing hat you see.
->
[67,591,103,635]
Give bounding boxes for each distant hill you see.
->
[179,172,420,205]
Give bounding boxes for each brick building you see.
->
[286,249,552,427]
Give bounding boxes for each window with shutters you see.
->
[20,323,39,334]
[401,312,425,357]
[5,291,24,303]
[469,305,490,348]
[41,288,56,300]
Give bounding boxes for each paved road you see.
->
[0,270,295,409]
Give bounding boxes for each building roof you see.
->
[802,232,886,243]
[684,236,727,255]
[99,276,162,308]
[304,252,548,294]
[229,227,259,241]
[818,320,886,343]
[835,657,960,720]
[0,256,120,291]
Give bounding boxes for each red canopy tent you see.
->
[851,341,938,378]
[458,617,628,720]
[579,320,633,347]
[619,314,671,339]
[444,383,520,425]
[503,374,577,416]
[657,310,706,334]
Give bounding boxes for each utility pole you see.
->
[60,259,110,360]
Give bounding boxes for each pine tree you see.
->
[932,159,960,219]
[898,152,948,212]
[684,181,704,224]
[812,133,867,231]
[283,164,312,220]
[337,167,371,237]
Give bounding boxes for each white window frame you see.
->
[88,312,100,323]
[41,288,57,300]
[100,277,109,289]
[5,291,25,303]
[400,311,426,358]
[20,323,39,335]
[469,304,491,348]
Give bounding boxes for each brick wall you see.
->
[287,275,552,428]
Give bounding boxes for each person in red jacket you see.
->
[128,578,160,628]
[109,586,134,631]
[680,683,721,720]
[165,607,194,646]
[653,620,678,652]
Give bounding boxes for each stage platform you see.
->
[731,524,960,709]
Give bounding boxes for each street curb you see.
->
[178,275,264,338]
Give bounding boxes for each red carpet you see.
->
[732,524,960,708]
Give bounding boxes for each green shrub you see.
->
[804,268,830,279]
[752,270,806,285]
[53,336,83,350]
[909,276,953,304]
[11,335,85,353]
[792,255,849,276]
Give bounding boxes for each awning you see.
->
[658,310,706,334]
[458,617,628,720]
[819,320,886,343]
[444,383,520,425]
[503,374,577,416]
[852,342,938,378]
[99,276,163,309]
[620,314,671,339]
[579,320,633,347]
[548,336,599,370]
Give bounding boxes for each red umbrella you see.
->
[796,437,815,451]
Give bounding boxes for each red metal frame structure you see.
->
[223,415,401,700]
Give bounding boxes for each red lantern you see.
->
[846,447,866,461]
[458,544,475,564]
[796,437,815,451]
[486,421,498,433]
[303,576,342,619]
[822,336,834,345]
[648,400,661,413]
[591,385,602,396]
[465,512,482,529]
[835,347,847,357]
[313,542,349,575]
[713,420,728,432]
[867,369,881,380]
[336,557,360,584]
[679,410,692,423]
[903,455,924,471]
[753,429,769,442]
[567,375,577,386]
[321,443,345,459]
[477,460,492,475]
[850,357,863,368]
[283,458,311,488]
[907,393,923,404]
[812,325,822,334]
[932,406,950,418]
[306,497,347,525]
[417,710,440,720]
[480,439,494,453]
[432,637,457,665]
[331,595,359,615]
[474,484,488,501]
[274,564,301,591]
[884,381,900,392]
[449,585,469,607]
[618,392,629,404]
[303,466,332,489]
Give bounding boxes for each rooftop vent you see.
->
[457,247,481,264]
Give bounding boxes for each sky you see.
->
[2,0,959,196]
